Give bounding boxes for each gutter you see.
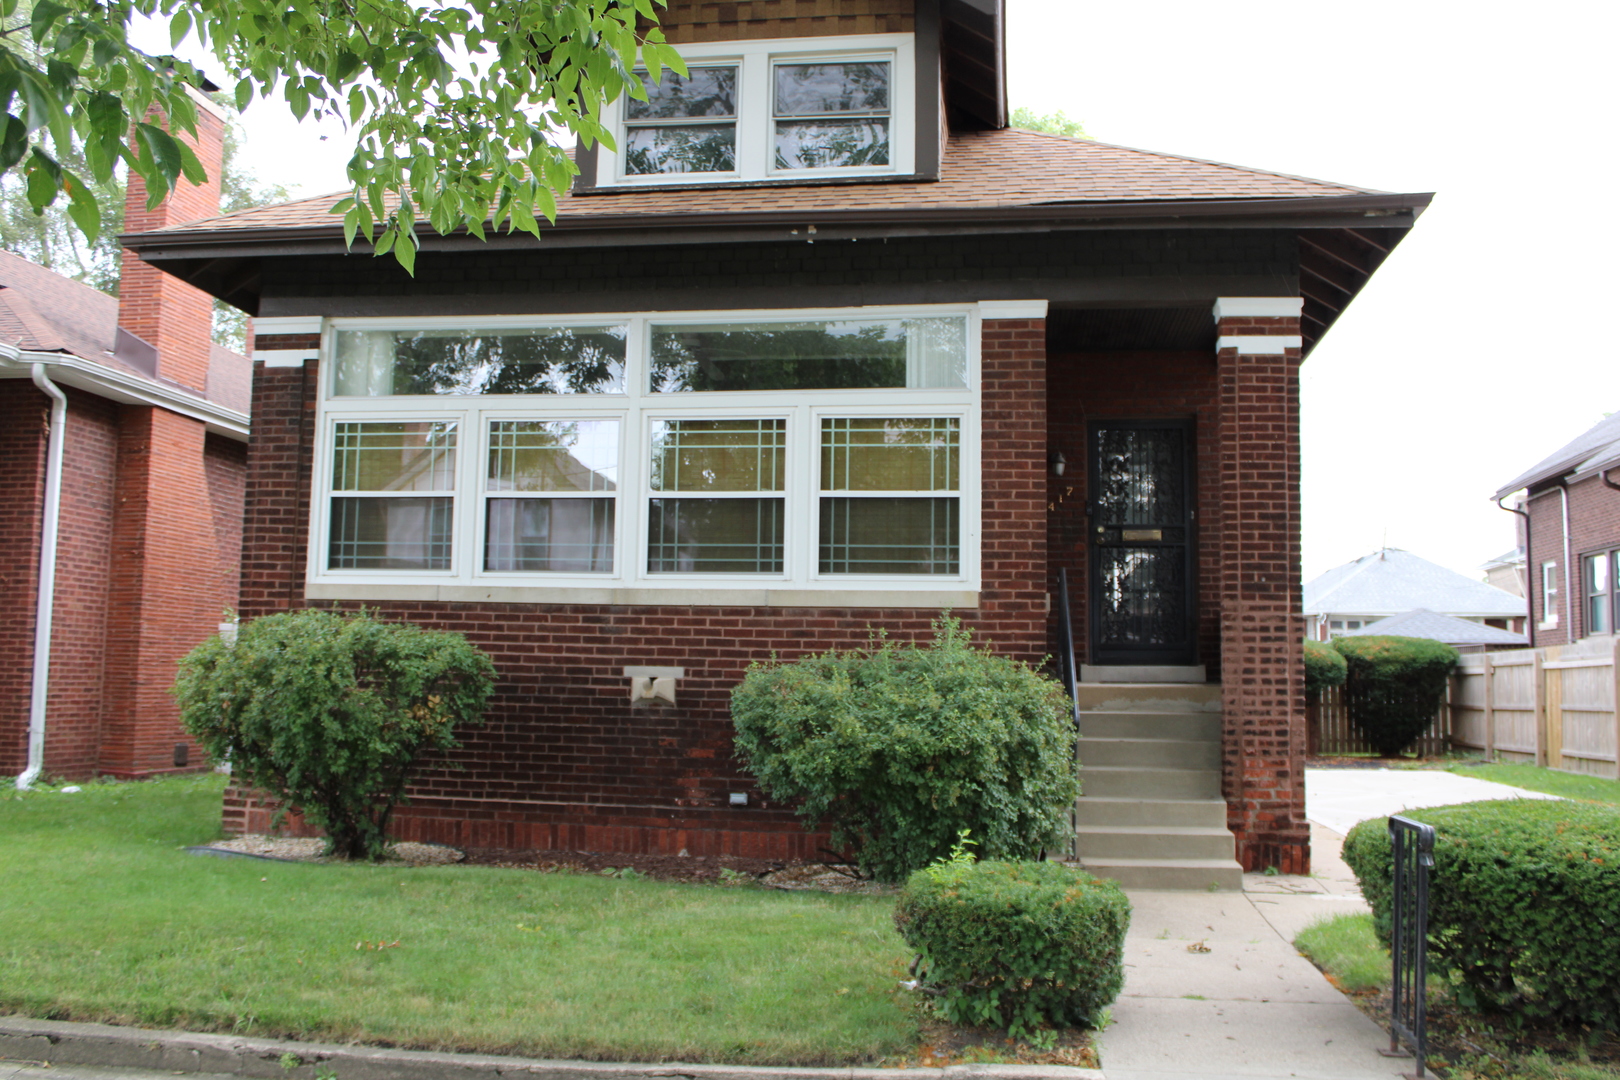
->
[0,345,247,441]
[15,363,66,790]
[121,190,1436,259]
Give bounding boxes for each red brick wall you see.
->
[230,320,1047,857]
[100,407,234,777]
[1215,315,1308,873]
[41,390,118,776]
[1526,474,1620,644]
[117,100,224,394]
[1045,351,1221,672]
[0,382,47,776]
[653,0,912,43]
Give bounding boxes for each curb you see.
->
[0,1017,1105,1080]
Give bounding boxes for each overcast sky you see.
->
[213,0,1618,585]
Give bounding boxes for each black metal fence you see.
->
[1380,814,1435,1077]
[1056,568,1080,729]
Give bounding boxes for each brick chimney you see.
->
[117,87,226,394]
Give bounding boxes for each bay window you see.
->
[311,306,978,602]
[597,34,914,185]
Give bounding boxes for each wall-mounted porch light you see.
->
[1049,451,1067,477]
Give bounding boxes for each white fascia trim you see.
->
[258,349,316,368]
[979,300,1048,321]
[1216,335,1303,355]
[1212,297,1303,321]
[0,346,250,439]
[254,316,323,336]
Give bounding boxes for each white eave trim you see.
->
[1213,297,1303,320]
[1216,335,1303,355]
[0,345,249,440]
[978,299,1048,320]
[254,316,323,336]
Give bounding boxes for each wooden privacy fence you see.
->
[1452,639,1620,779]
[1308,685,1451,758]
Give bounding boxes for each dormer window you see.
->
[595,34,914,186]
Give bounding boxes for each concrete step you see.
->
[1073,683,1222,712]
[1079,736,1220,769]
[1074,824,1236,861]
[1081,664,1206,684]
[1079,710,1222,741]
[1071,796,1229,828]
[1071,855,1245,891]
[1081,765,1221,799]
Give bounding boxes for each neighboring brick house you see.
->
[122,0,1430,876]
[1494,411,1620,646]
[0,91,249,786]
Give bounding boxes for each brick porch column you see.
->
[1213,297,1308,873]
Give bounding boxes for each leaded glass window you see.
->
[328,421,456,570]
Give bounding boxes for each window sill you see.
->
[304,582,980,609]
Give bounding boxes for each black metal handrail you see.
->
[1381,814,1435,1077]
[1056,568,1081,729]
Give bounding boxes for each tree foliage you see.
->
[1303,638,1347,698]
[730,618,1080,883]
[0,0,682,273]
[1010,106,1090,140]
[173,608,496,860]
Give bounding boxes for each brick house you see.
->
[1,90,249,785]
[121,0,1429,882]
[1494,410,1620,647]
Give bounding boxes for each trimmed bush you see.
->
[174,608,496,860]
[1332,635,1457,756]
[894,859,1130,1036]
[1342,799,1620,1030]
[1304,639,1347,698]
[730,618,1079,883]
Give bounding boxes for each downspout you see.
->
[1604,465,1620,494]
[1495,494,1532,648]
[1560,484,1573,637]
[17,363,67,790]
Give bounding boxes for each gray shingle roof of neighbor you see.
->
[1344,608,1528,647]
[1493,410,1620,500]
[0,250,249,414]
[1303,549,1526,619]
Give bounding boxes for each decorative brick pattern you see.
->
[650,0,912,43]
[230,320,1046,857]
[1215,309,1308,873]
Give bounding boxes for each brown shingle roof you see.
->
[0,249,249,413]
[133,129,1381,240]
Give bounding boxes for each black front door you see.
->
[1088,421,1195,666]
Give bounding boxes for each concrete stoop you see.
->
[1071,682,1243,891]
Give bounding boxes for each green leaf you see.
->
[0,115,28,173]
[64,172,101,242]
[393,231,416,275]
[169,8,192,49]
[28,0,67,45]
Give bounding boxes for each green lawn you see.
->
[1447,762,1620,806]
[0,775,916,1064]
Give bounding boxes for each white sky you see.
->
[200,0,1618,585]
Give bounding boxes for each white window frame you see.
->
[596,33,916,187]
[1540,560,1559,628]
[307,304,981,606]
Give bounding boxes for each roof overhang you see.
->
[0,346,249,441]
[123,190,1431,322]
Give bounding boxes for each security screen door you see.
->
[1087,421,1196,665]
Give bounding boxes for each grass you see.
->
[1446,763,1620,806]
[1295,914,1620,1079]
[1293,913,1389,993]
[0,774,918,1065]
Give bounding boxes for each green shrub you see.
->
[174,608,496,860]
[729,618,1079,883]
[1304,639,1347,698]
[894,859,1129,1036]
[1332,635,1457,756]
[1342,799,1620,1030]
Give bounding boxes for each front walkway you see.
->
[1097,767,1555,1080]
